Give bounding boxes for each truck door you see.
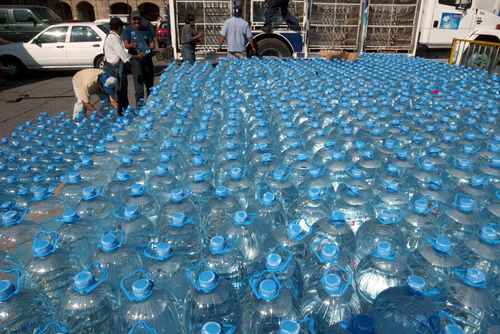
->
[419,0,475,48]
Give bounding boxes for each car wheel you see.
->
[256,38,292,58]
[0,57,25,78]
[94,55,105,69]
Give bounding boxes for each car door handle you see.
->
[92,44,100,47]
[56,45,64,48]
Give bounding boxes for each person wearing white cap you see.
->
[71,68,119,120]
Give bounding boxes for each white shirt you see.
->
[221,17,253,52]
[104,31,131,65]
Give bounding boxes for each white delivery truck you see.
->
[167,0,500,57]
[418,0,500,48]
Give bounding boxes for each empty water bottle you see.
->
[462,225,499,282]
[124,183,160,223]
[0,209,37,264]
[355,241,410,311]
[58,170,90,207]
[301,269,361,331]
[314,210,356,256]
[441,193,480,241]
[371,275,445,334]
[146,165,178,205]
[402,196,441,251]
[59,263,119,333]
[120,269,181,334]
[267,167,299,218]
[184,270,240,333]
[27,186,64,223]
[263,247,303,304]
[76,186,114,222]
[112,204,157,244]
[106,170,135,204]
[245,272,300,334]
[408,234,463,290]
[0,268,51,333]
[93,229,143,287]
[159,188,202,262]
[445,268,497,333]
[26,230,76,305]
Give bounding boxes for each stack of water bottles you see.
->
[0,54,498,334]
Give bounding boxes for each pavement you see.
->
[0,63,168,137]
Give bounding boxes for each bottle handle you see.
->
[0,268,22,302]
[32,230,61,257]
[34,321,69,334]
[75,262,109,294]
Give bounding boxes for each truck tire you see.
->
[256,38,292,58]
[0,56,25,78]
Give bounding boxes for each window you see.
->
[31,7,62,23]
[97,24,110,35]
[0,9,10,25]
[13,9,36,24]
[70,26,101,42]
[36,26,68,43]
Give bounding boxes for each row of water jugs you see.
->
[0,55,499,334]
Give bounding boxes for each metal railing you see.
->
[449,38,500,74]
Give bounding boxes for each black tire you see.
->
[94,54,105,69]
[0,57,25,78]
[256,38,292,58]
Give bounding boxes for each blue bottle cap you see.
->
[433,235,452,253]
[465,268,485,286]
[470,175,486,188]
[296,153,308,161]
[155,165,168,177]
[308,187,322,201]
[321,243,339,262]
[32,175,44,183]
[349,167,363,179]
[259,278,278,301]
[215,186,229,198]
[0,280,16,302]
[154,242,172,259]
[480,226,497,244]
[322,273,342,295]
[132,278,153,299]
[407,275,426,292]
[124,205,140,220]
[130,183,145,197]
[414,197,430,215]
[82,186,98,201]
[198,271,217,292]
[116,170,131,181]
[230,167,243,180]
[32,186,48,201]
[73,270,95,291]
[456,195,474,213]
[273,168,287,181]
[262,153,273,163]
[375,241,393,258]
[233,210,248,225]
[377,208,402,225]
[62,208,79,223]
[130,144,142,154]
[101,232,120,252]
[210,236,225,254]
[266,253,282,270]
[421,159,435,171]
[6,175,18,184]
[32,238,53,257]
[262,192,276,206]
[121,155,133,165]
[202,322,222,334]
[279,320,300,334]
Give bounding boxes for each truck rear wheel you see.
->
[256,38,292,58]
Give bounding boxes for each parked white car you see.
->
[0,22,109,76]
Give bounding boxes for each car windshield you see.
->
[31,7,62,23]
[97,24,110,34]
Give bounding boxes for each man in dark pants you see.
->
[262,0,300,33]
[181,14,203,64]
[124,11,155,106]
[103,17,138,116]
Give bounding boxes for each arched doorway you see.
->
[54,1,73,20]
[76,1,95,21]
[110,2,132,16]
[138,2,160,21]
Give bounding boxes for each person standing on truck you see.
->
[181,14,203,64]
[103,17,137,116]
[124,11,155,106]
[218,6,257,58]
[72,69,118,120]
[262,0,300,33]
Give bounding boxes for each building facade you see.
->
[4,0,166,22]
